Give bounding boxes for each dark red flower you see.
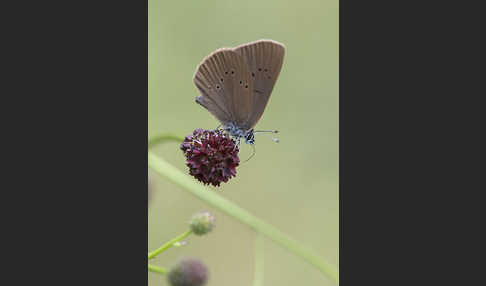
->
[181,129,239,187]
[168,258,209,286]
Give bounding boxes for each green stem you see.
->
[148,229,192,260]
[253,233,264,286]
[148,264,168,274]
[148,134,184,149]
[148,151,339,284]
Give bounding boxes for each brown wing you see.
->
[193,48,253,127]
[232,39,285,130]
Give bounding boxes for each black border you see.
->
[340,1,422,283]
[9,0,148,284]
[340,1,482,284]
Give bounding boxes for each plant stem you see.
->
[148,134,184,149]
[148,264,168,274]
[253,233,264,286]
[148,152,339,284]
[148,229,192,260]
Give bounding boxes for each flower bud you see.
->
[189,211,215,236]
[168,258,209,286]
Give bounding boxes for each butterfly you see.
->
[193,39,285,148]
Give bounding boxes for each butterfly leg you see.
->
[233,137,241,152]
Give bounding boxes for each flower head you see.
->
[168,258,209,286]
[189,211,215,236]
[180,129,239,187]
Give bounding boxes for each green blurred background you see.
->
[148,0,338,285]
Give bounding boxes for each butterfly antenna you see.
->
[254,130,280,143]
[254,130,279,134]
[242,144,256,163]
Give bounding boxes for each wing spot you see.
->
[251,72,255,77]
[220,78,224,82]
[264,69,268,72]
[225,71,228,74]
[258,68,262,71]
[216,85,220,89]
[245,84,248,88]
[239,80,242,85]
[231,70,235,74]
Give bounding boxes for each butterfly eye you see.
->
[245,84,248,88]
[251,72,255,77]
[225,71,228,74]
[258,68,262,71]
[216,85,220,89]
[220,78,224,82]
[239,81,242,85]
[231,70,234,74]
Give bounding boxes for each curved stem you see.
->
[148,151,339,284]
[148,134,184,149]
[148,264,168,274]
[148,229,192,260]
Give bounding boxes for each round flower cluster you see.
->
[180,129,240,187]
[168,258,208,286]
[189,211,215,236]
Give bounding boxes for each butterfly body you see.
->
[193,39,285,147]
[223,122,255,145]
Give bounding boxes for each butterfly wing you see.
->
[233,40,285,130]
[193,48,253,127]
